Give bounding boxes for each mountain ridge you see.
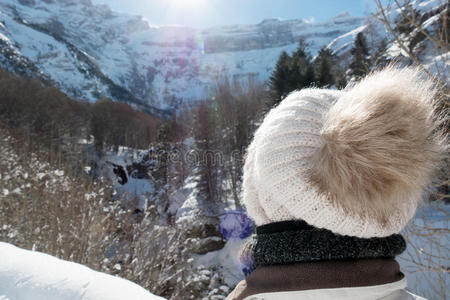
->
[0,0,367,110]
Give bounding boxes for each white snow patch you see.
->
[0,242,166,300]
[196,238,248,287]
[398,203,449,299]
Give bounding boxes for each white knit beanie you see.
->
[243,67,445,238]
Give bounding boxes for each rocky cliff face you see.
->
[0,0,366,110]
[202,13,364,54]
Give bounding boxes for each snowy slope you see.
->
[1,0,443,111]
[398,202,449,299]
[0,0,365,110]
[383,0,449,83]
[0,242,166,300]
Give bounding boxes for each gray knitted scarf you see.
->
[252,220,406,267]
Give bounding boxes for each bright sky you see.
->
[91,0,385,28]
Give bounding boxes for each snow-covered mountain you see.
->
[0,0,366,111]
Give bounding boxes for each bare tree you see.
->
[375,2,449,299]
[374,0,449,83]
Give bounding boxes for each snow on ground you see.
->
[398,202,449,299]
[97,146,157,210]
[0,242,166,300]
[196,237,248,287]
[326,24,367,54]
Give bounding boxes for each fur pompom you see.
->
[310,66,446,223]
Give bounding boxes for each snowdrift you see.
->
[0,242,165,300]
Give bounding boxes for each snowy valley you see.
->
[0,0,367,111]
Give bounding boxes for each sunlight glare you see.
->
[167,0,209,13]
[159,0,214,28]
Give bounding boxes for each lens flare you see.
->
[163,0,212,27]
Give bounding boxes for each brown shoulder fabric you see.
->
[226,258,404,299]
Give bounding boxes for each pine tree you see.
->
[290,40,315,90]
[269,40,315,106]
[314,47,335,87]
[348,32,371,80]
[302,65,316,88]
[269,51,292,104]
[394,4,420,35]
[372,39,390,69]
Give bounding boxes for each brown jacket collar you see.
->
[227,258,404,300]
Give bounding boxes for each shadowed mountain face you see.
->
[0,0,365,110]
